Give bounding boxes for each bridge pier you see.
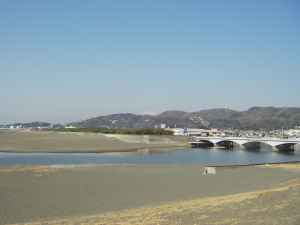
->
[216,141,235,150]
[191,141,214,148]
[243,142,261,150]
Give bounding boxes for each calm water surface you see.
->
[0,147,300,166]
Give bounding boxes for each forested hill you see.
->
[71,107,300,130]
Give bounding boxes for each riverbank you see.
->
[0,130,188,153]
[1,163,299,225]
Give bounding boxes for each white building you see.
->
[64,125,77,129]
[285,129,300,138]
[168,128,224,136]
[160,123,167,129]
[169,128,186,136]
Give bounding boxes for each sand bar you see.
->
[0,130,188,153]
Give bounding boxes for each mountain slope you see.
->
[71,107,300,130]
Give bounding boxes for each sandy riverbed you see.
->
[0,164,300,225]
[0,130,188,153]
[1,130,300,224]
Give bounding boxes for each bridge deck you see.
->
[191,137,300,144]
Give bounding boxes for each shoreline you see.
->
[1,161,300,171]
[0,145,186,154]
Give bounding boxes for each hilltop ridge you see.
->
[71,107,300,130]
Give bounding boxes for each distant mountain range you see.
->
[71,107,300,130]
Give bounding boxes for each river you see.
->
[0,147,300,166]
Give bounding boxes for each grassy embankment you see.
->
[47,127,174,135]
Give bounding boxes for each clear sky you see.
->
[1,0,299,123]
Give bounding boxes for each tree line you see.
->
[48,128,174,135]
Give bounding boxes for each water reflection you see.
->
[277,150,295,156]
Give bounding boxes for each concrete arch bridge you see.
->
[190,137,300,151]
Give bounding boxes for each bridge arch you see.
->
[190,137,300,151]
[215,140,239,149]
[273,143,297,152]
[191,139,215,148]
[217,140,274,150]
[243,141,276,150]
[241,141,264,150]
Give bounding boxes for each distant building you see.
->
[167,128,224,136]
[160,123,167,129]
[64,125,77,129]
[170,128,185,136]
[285,129,300,138]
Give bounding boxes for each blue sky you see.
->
[1,0,299,123]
